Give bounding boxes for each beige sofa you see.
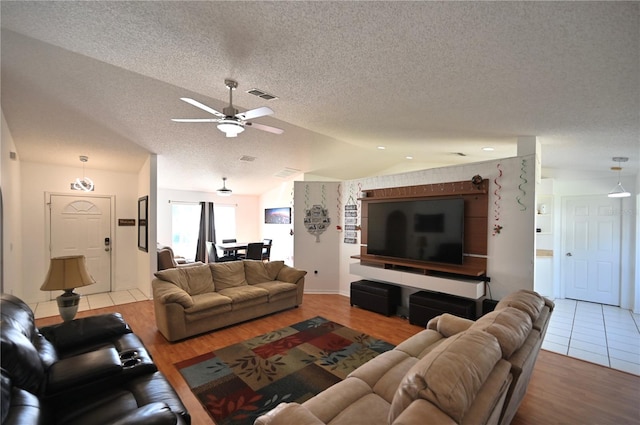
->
[152,260,307,342]
[256,290,553,425]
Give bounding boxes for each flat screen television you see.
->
[366,198,464,265]
[265,207,291,224]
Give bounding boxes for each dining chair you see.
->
[245,242,265,260]
[221,238,237,256]
[207,241,236,262]
[261,239,272,261]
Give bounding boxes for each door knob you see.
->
[566,252,572,257]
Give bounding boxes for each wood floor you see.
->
[35,294,640,425]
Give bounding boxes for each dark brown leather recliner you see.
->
[0,293,190,425]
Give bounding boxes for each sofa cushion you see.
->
[388,330,502,424]
[253,281,298,302]
[0,327,45,395]
[429,313,475,338]
[470,307,532,359]
[244,260,273,284]
[255,402,325,425]
[495,290,545,322]
[276,266,307,284]
[265,261,285,279]
[217,286,269,308]
[210,261,248,290]
[155,264,215,295]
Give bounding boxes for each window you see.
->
[214,204,236,243]
[170,202,237,261]
[171,203,201,261]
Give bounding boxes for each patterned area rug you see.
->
[175,316,395,425]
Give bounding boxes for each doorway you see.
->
[561,195,621,306]
[48,194,112,295]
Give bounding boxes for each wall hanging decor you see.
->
[138,196,148,251]
[516,158,528,211]
[303,184,330,242]
[493,163,503,236]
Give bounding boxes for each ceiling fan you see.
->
[172,79,284,138]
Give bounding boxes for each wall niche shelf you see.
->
[355,179,489,281]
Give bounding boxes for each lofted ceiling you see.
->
[1,1,638,195]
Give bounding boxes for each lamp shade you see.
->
[41,255,95,291]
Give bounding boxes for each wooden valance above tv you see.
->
[353,179,489,278]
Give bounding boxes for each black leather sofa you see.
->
[1,293,190,425]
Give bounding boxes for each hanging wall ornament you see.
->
[304,205,330,242]
[343,183,358,244]
[303,184,330,242]
[336,183,342,231]
[493,163,503,236]
[516,158,528,211]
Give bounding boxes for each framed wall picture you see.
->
[138,196,148,252]
[265,207,291,224]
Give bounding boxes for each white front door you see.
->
[562,195,621,305]
[49,195,112,294]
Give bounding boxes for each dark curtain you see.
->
[195,202,216,262]
[194,202,206,262]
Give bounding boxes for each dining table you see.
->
[216,242,251,257]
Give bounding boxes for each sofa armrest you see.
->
[152,280,194,309]
[39,313,131,352]
[275,266,307,285]
[109,402,180,425]
[46,347,122,394]
[426,313,474,337]
[255,403,325,425]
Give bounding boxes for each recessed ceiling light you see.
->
[377,146,386,150]
[482,147,495,152]
[406,156,413,160]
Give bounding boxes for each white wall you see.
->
[294,181,342,293]
[259,180,297,265]
[137,155,155,298]
[1,112,23,297]
[18,161,141,303]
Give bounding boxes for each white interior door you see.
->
[50,195,112,294]
[562,196,621,305]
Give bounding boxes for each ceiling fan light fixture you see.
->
[216,177,232,196]
[607,156,631,198]
[217,119,245,137]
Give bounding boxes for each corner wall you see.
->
[295,155,537,303]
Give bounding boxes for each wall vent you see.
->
[274,167,301,178]
[247,88,278,101]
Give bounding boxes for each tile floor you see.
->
[542,298,640,376]
[29,289,149,320]
[31,292,639,376]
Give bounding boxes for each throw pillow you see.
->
[388,330,501,424]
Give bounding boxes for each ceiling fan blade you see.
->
[180,98,225,118]
[236,106,273,121]
[246,122,284,135]
[171,118,219,122]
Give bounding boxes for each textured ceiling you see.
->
[1,1,638,195]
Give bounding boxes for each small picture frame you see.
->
[138,196,148,252]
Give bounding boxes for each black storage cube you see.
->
[482,299,499,316]
[350,280,400,317]
[409,291,476,327]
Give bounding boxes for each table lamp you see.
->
[40,255,96,321]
